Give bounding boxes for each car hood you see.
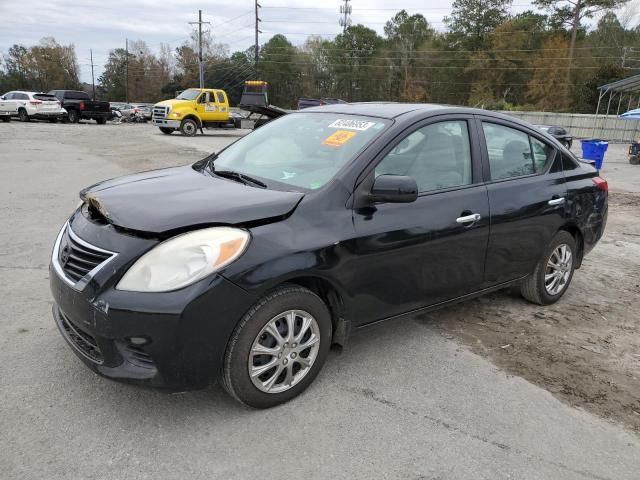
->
[80,166,304,234]
[155,99,190,110]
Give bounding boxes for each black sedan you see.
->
[50,104,607,408]
[535,125,573,149]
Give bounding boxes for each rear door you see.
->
[350,115,490,323]
[477,116,567,286]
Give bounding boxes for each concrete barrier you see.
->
[498,111,640,142]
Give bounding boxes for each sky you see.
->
[0,0,635,83]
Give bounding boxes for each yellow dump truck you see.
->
[152,88,231,136]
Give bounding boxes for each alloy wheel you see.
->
[544,244,573,295]
[248,309,320,394]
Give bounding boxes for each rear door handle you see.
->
[548,197,565,206]
[456,213,481,224]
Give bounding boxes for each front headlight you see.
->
[171,112,180,118]
[116,227,249,292]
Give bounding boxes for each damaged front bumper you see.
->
[49,213,257,390]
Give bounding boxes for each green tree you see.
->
[98,48,127,101]
[258,34,302,107]
[328,25,383,101]
[383,10,435,100]
[0,38,80,92]
[533,0,629,67]
[445,0,513,51]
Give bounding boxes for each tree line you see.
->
[1,0,638,113]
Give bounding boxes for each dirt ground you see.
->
[435,189,640,433]
[4,120,640,436]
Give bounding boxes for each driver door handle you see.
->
[456,213,481,224]
[548,197,565,206]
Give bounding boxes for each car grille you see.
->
[152,106,168,119]
[121,344,156,370]
[56,308,104,364]
[57,226,114,283]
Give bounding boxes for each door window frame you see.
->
[474,116,559,184]
[354,114,485,199]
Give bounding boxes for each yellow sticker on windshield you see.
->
[322,130,357,148]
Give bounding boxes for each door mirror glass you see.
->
[370,175,418,203]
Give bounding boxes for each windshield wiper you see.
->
[213,169,267,188]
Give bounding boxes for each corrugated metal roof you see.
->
[598,73,640,93]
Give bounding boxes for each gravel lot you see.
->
[1,120,640,480]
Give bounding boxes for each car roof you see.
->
[299,102,520,121]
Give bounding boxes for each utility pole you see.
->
[254,0,262,67]
[125,38,129,103]
[189,10,210,88]
[90,49,96,100]
[339,0,352,33]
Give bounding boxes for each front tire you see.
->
[159,127,174,135]
[1,116,10,122]
[223,284,332,408]
[180,118,198,136]
[18,108,29,122]
[96,117,106,125]
[521,231,576,305]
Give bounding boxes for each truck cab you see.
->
[152,88,230,136]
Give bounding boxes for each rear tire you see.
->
[96,117,106,125]
[223,284,332,408]
[630,155,640,165]
[180,118,198,136]
[67,109,79,123]
[18,108,29,122]
[521,231,576,305]
[159,127,174,135]
[48,118,58,123]
[1,116,10,122]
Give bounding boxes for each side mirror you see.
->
[370,175,418,203]
[0,96,5,100]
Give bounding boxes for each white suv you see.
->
[0,91,67,122]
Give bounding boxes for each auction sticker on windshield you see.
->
[323,130,357,147]
[328,119,376,131]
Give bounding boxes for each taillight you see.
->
[79,101,85,110]
[30,100,42,105]
[592,177,608,193]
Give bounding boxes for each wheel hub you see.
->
[248,309,320,394]
[544,244,573,296]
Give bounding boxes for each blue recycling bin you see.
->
[581,139,608,169]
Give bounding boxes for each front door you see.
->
[478,118,568,285]
[349,117,490,325]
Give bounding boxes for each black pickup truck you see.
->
[48,90,111,124]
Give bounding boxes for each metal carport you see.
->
[594,73,640,138]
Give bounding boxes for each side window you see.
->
[17,93,29,100]
[217,91,225,103]
[197,93,206,104]
[4,92,14,100]
[561,153,578,171]
[375,120,473,193]
[530,137,553,171]
[482,123,552,180]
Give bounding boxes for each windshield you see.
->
[212,113,389,190]
[176,89,201,100]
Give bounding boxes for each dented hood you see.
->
[80,166,304,234]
